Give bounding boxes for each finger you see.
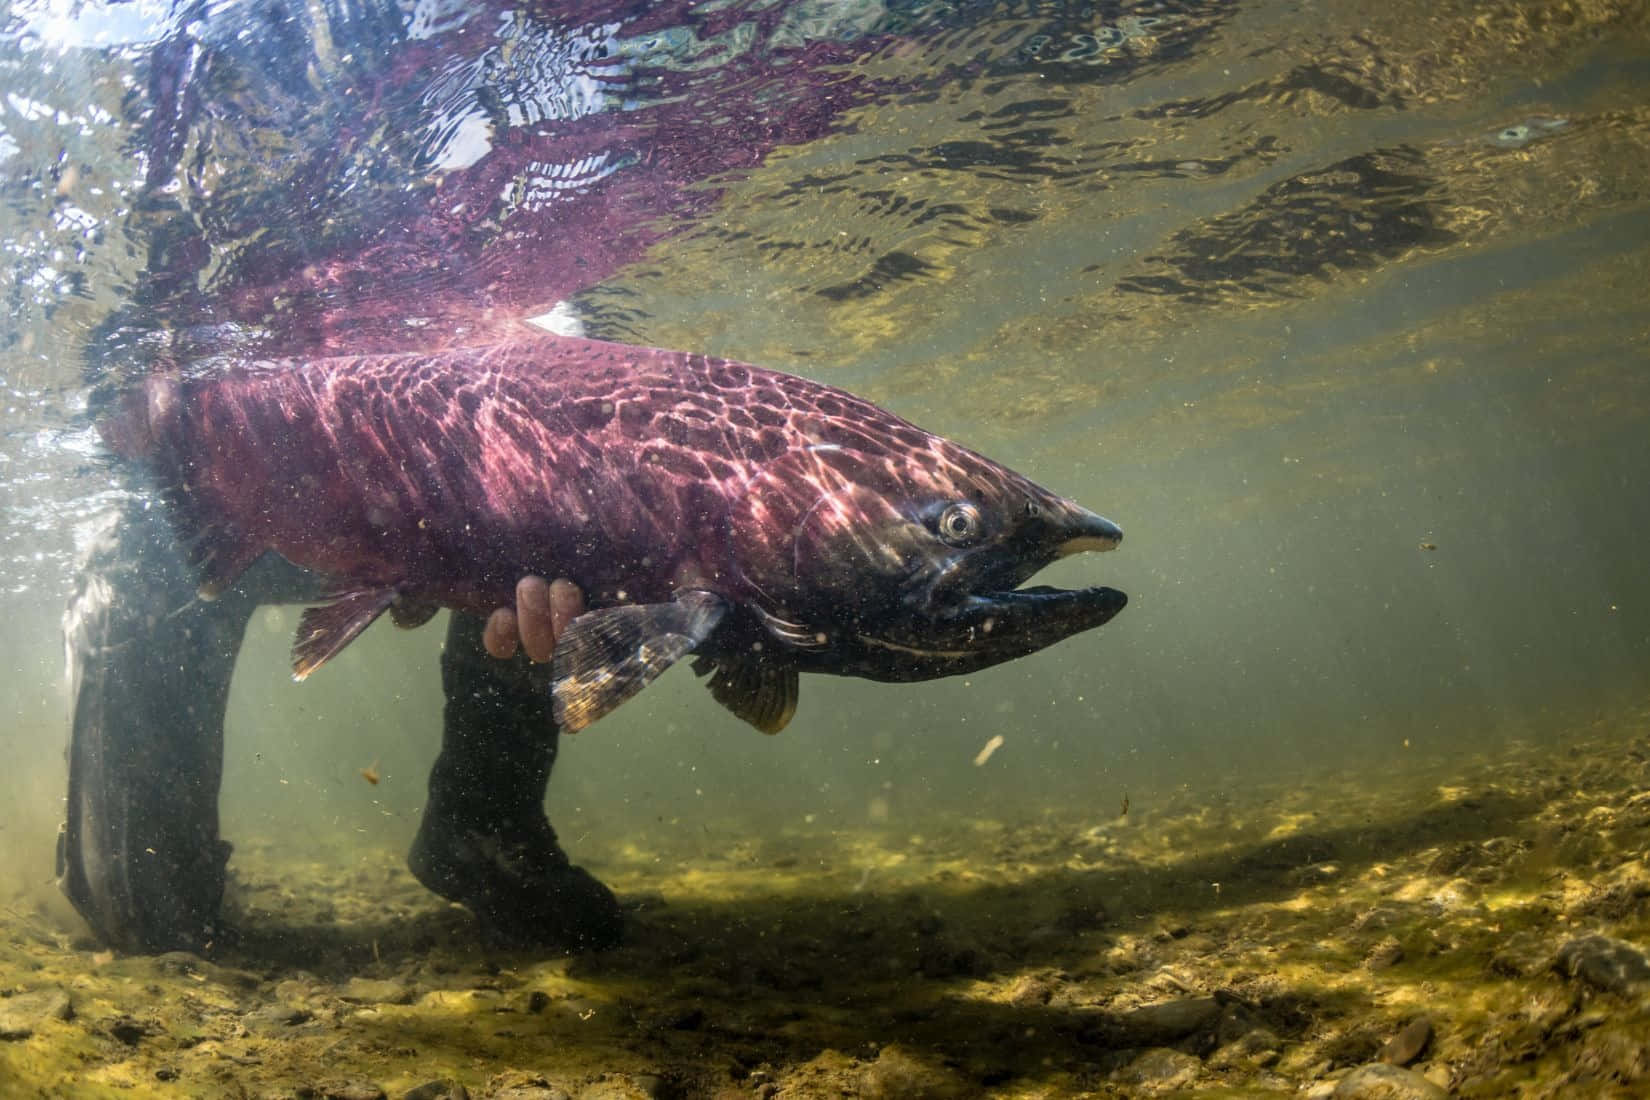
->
[483,608,519,659]
[548,578,585,642]
[517,575,556,664]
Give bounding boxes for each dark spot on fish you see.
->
[710,364,749,388]
[754,428,788,460]
[567,398,614,431]
[750,404,786,428]
[457,389,481,416]
[641,445,712,481]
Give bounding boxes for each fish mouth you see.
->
[854,507,1126,676]
[951,582,1128,648]
[852,584,1127,673]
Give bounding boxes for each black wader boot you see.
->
[409,612,624,951]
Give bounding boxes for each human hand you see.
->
[483,577,585,663]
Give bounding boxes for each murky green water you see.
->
[1,0,1648,1095]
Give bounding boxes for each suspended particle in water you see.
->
[360,760,380,785]
[973,734,1005,766]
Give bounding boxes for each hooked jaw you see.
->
[950,503,1126,660]
[856,501,1127,681]
[1056,507,1123,557]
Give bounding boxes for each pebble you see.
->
[244,1002,314,1035]
[484,1072,571,1100]
[1364,936,1404,971]
[1378,1016,1432,1067]
[1113,1047,1202,1090]
[1488,930,1554,978]
[1003,973,1057,1006]
[1209,1025,1283,1068]
[403,1082,471,1100]
[1556,934,1650,994]
[342,977,414,1005]
[1330,1063,1448,1099]
[577,1078,658,1100]
[317,1080,386,1100]
[1116,996,1221,1043]
[859,1045,969,1099]
[0,989,72,1039]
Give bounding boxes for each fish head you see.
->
[733,426,1126,682]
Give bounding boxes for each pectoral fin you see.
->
[692,656,798,734]
[551,590,729,732]
[292,587,399,680]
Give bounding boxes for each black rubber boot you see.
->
[58,500,255,953]
[408,611,623,952]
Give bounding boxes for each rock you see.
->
[1115,996,1221,1043]
[317,1081,386,1100]
[0,989,72,1040]
[1209,1026,1284,1069]
[1113,1047,1202,1090]
[1331,1063,1449,1099]
[341,977,414,1005]
[1003,973,1056,1007]
[492,1087,571,1100]
[1556,934,1650,994]
[1488,931,1554,978]
[1364,936,1404,971]
[107,1016,150,1045]
[244,1002,315,1035]
[1351,906,1404,932]
[403,1081,471,1100]
[577,1078,657,1100]
[1378,1016,1432,1067]
[859,1045,968,1099]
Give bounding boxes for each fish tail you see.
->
[98,373,181,462]
[100,372,263,598]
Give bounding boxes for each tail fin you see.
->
[98,373,263,598]
[98,374,181,462]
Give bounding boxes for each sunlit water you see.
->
[0,0,1646,1015]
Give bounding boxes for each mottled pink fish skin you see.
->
[113,337,1088,625]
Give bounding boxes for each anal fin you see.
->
[551,590,728,732]
[292,587,399,681]
[693,656,799,734]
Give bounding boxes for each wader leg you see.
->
[59,502,248,952]
[409,612,623,951]
[59,499,318,953]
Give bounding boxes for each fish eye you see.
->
[936,501,984,546]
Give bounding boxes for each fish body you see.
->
[104,337,1125,732]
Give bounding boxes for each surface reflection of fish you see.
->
[103,337,1126,732]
